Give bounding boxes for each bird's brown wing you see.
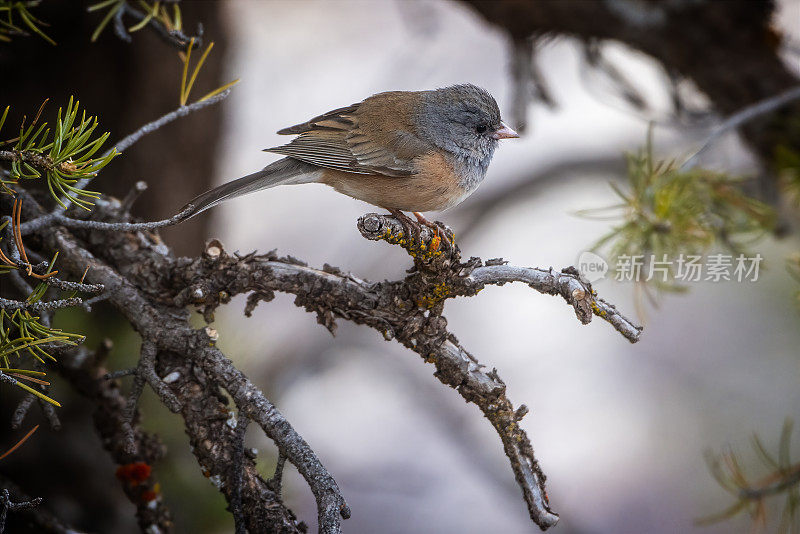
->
[264,92,431,177]
[275,104,361,135]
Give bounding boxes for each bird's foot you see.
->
[388,209,423,248]
[413,212,452,252]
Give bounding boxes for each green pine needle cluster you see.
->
[0,230,81,407]
[1,308,83,366]
[89,0,183,43]
[775,110,800,206]
[0,97,117,209]
[777,144,800,207]
[585,133,776,289]
[700,420,800,533]
[0,0,54,44]
[0,306,78,407]
[0,97,107,407]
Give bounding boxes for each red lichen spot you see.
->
[138,482,160,504]
[116,462,151,486]
[141,489,158,502]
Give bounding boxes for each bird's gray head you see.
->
[416,84,517,169]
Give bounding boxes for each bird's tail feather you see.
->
[178,157,319,220]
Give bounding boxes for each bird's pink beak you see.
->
[492,122,519,140]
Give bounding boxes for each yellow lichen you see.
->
[380,227,446,261]
[590,301,607,317]
[415,281,451,308]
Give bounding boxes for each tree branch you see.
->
[163,213,640,529]
[0,296,83,312]
[462,0,800,166]
[0,478,78,534]
[681,85,800,171]
[113,0,203,50]
[20,194,339,533]
[14,181,641,531]
[40,90,231,220]
[57,340,173,532]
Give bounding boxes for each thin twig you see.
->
[267,453,287,496]
[21,207,193,235]
[10,395,35,430]
[43,277,103,293]
[104,368,137,380]
[0,297,83,312]
[121,364,147,454]
[468,264,642,342]
[138,341,181,413]
[121,181,148,213]
[80,292,112,312]
[203,348,351,534]
[231,415,250,534]
[37,397,60,431]
[118,341,180,453]
[583,40,648,111]
[120,1,203,50]
[739,464,800,500]
[47,90,230,217]
[509,37,555,133]
[0,488,43,534]
[681,85,800,170]
[112,91,230,156]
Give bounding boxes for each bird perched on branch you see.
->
[179,84,518,244]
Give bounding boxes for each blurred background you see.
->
[2,1,800,533]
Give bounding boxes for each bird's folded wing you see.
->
[265,96,430,177]
[275,104,361,135]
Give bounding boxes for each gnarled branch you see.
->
[9,179,641,531]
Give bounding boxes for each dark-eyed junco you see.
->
[179,84,518,237]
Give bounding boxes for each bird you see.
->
[178,84,518,244]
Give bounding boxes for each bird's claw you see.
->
[413,212,452,251]
[385,209,454,258]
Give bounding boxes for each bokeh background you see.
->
[3,1,800,533]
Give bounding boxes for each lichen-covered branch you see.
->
[9,179,641,532]
[467,264,641,342]
[57,341,172,533]
[13,194,342,534]
[357,213,641,342]
[162,213,640,530]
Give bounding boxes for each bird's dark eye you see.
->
[475,123,488,134]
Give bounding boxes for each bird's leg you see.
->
[413,212,452,250]
[388,208,422,247]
